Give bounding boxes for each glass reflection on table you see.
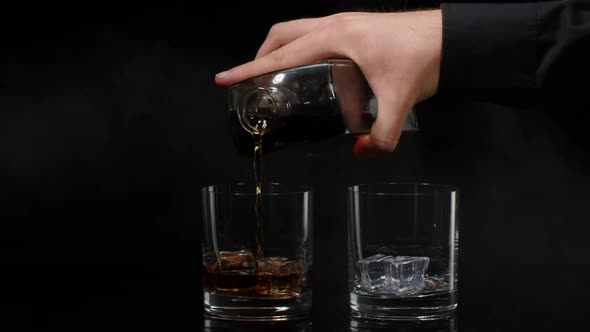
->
[350,314,457,332]
[202,314,456,331]
[203,315,312,331]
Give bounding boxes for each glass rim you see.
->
[202,182,313,196]
[348,182,458,196]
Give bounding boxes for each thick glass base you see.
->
[203,291,311,321]
[350,291,457,321]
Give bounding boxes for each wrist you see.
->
[417,9,442,101]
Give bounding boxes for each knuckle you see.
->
[325,15,363,40]
[268,22,285,36]
[330,12,355,20]
[326,12,349,26]
[315,16,356,48]
[329,12,360,25]
[329,12,348,20]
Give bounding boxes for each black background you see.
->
[2,1,589,330]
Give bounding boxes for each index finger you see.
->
[215,29,341,86]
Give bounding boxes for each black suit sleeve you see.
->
[438,0,590,105]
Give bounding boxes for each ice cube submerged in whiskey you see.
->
[203,250,310,298]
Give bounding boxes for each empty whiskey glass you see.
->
[348,183,459,321]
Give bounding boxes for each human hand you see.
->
[215,10,442,157]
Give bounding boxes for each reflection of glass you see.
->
[203,316,312,332]
[348,183,459,321]
[350,315,457,331]
[202,183,313,321]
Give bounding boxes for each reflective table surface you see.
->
[8,263,586,331]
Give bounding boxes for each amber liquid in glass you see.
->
[203,263,310,299]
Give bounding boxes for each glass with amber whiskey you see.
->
[202,183,313,321]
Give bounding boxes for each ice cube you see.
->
[357,253,393,293]
[218,249,255,273]
[356,254,430,296]
[386,256,430,296]
[256,257,302,297]
[257,256,300,274]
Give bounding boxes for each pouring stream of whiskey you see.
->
[252,128,265,259]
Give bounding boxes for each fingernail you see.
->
[353,139,364,156]
[353,135,381,159]
[215,71,230,79]
[353,137,373,159]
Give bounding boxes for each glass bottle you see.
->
[227,59,418,154]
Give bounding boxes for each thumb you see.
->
[353,93,412,158]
